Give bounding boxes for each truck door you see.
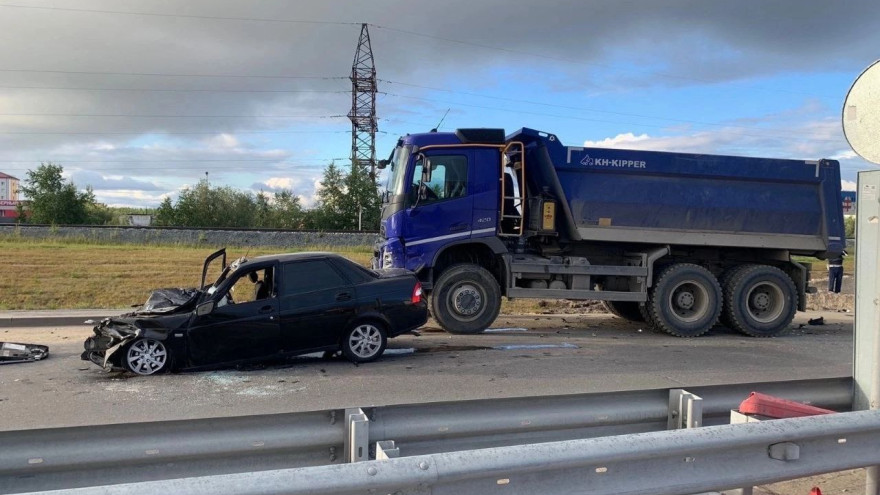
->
[403,151,474,268]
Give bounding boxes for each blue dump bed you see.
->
[510,128,845,257]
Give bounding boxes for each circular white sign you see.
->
[843,60,880,164]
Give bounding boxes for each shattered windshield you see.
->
[385,144,411,199]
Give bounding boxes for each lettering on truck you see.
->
[581,155,646,169]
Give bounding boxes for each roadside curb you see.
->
[0,311,127,329]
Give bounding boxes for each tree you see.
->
[154,197,177,226]
[18,163,108,225]
[270,189,305,229]
[310,162,381,230]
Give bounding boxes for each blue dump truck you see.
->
[373,128,845,338]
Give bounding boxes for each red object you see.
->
[810,487,822,495]
[739,392,835,419]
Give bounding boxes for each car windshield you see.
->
[207,256,247,293]
[384,144,411,200]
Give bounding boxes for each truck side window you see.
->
[414,155,468,205]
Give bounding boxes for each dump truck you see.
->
[372,128,845,338]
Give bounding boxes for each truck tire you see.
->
[649,264,722,337]
[723,264,797,337]
[718,266,748,329]
[431,264,501,334]
[600,301,644,322]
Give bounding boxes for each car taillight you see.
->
[411,282,423,304]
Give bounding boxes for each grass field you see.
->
[0,237,372,310]
[0,236,854,312]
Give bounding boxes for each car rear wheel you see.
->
[124,338,170,375]
[342,323,387,363]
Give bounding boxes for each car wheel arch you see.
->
[338,314,391,345]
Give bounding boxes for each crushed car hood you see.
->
[132,288,202,316]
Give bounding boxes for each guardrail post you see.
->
[855,170,880,495]
[344,408,369,463]
[376,440,400,460]
[668,389,703,429]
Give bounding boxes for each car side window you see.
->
[281,260,347,296]
[218,267,274,306]
[412,154,468,205]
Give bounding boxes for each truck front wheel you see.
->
[431,264,501,334]
[649,264,722,337]
[723,265,797,337]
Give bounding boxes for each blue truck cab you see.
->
[374,128,845,339]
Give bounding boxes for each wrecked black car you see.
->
[82,249,428,375]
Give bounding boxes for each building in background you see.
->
[0,172,21,221]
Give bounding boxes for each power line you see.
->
[0,69,348,80]
[0,3,360,26]
[381,92,845,144]
[378,80,840,141]
[370,24,837,101]
[0,85,349,94]
[0,113,347,118]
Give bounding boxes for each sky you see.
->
[0,0,877,208]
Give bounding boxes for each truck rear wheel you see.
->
[723,264,797,337]
[431,264,501,334]
[649,264,722,337]
[601,301,644,322]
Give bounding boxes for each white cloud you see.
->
[831,150,858,160]
[841,180,857,191]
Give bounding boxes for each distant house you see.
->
[0,172,21,220]
[842,191,856,216]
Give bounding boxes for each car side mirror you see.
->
[196,301,214,316]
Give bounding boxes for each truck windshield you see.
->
[384,145,411,200]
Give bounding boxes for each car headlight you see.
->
[382,249,394,268]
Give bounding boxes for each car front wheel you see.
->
[342,323,387,363]
[124,338,170,375]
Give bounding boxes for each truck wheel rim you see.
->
[126,339,167,375]
[668,281,709,322]
[746,282,785,323]
[451,284,483,317]
[349,324,382,358]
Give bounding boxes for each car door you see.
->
[186,262,281,367]
[278,258,358,353]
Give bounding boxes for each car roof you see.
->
[247,251,348,264]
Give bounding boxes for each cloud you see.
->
[841,180,857,191]
[68,170,164,191]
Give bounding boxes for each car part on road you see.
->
[342,323,387,363]
[0,342,49,364]
[723,264,798,337]
[648,263,722,337]
[431,263,501,334]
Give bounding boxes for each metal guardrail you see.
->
[18,409,880,495]
[0,377,852,494]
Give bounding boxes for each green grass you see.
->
[0,237,372,310]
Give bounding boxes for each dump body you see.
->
[510,128,845,257]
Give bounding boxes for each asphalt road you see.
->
[0,310,854,432]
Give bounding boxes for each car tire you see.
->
[431,263,501,334]
[124,338,170,375]
[600,301,645,322]
[723,264,797,337]
[342,322,387,363]
[648,263,722,338]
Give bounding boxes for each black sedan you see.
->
[82,249,427,375]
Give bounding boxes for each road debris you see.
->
[0,342,49,364]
